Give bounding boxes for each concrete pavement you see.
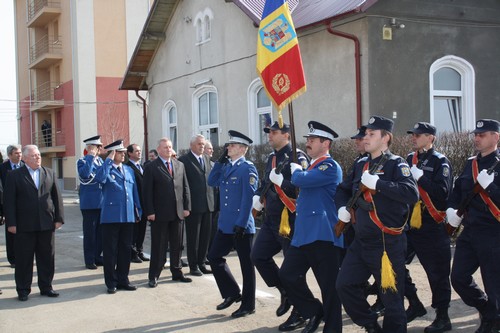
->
[0,191,485,332]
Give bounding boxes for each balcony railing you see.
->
[32,128,65,150]
[29,34,62,66]
[32,81,61,102]
[27,0,61,23]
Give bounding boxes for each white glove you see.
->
[361,171,379,190]
[446,208,462,228]
[410,165,424,181]
[477,169,494,189]
[252,195,264,211]
[269,168,284,187]
[290,163,302,175]
[337,206,351,223]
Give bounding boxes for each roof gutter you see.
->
[135,90,149,156]
[326,20,362,128]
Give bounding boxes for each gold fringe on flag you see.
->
[279,207,291,237]
[278,111,284,129]
[380,234,397,292]
[410,200,423,229]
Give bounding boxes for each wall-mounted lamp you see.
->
[184,16,192,23]
[389,18,405,29]
[382,18,405,41]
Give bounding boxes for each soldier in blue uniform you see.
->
[336,116,418,333]
[77,135,104,269]
[94,140,142,294]
[404,122,453,333]
[447,119,500,333]
[250,121,309,331]
[207,130,258,318]
[279,121,344,333]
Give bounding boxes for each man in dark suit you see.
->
[4,145,64,301]
[126,143,149,263]
[0,144,24,268]
[178,135,214,276]
[143,137,192,287]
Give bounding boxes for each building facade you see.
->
[14,0,152,189]
[125,0,500,151]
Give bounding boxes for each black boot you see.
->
[276,287,291,317]
[425,307,451,333]
[406,294,427,322]
[475,317,495,333]
[364,322,383,333]
[278,309,306,332]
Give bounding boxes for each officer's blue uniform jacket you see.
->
[336,152,419,239]
[449,149,500,228]
[77,154,103,209]
[94,158,142,224]
[407,149,452,224]
[208,157,258,234]
[291,155,343,248]
[256,144,308,217]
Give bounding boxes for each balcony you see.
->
[27,0,61,28]
[29,35,62,69]
[33,128,66,153]
[30,81,64,112]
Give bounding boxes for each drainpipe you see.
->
[326,21,362,128]
[135,90,148,156]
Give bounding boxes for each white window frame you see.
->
[248,78,273,145]
[194,8,213,45]
[192,85,219,146]
[162,100,178,151]
[429,55,475,132]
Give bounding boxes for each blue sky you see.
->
[0,1,19,156]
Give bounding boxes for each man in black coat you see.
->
[178,135,214,276]
[143,137,192,287]
[0,144,25,268]
[126,143,149,263]
[4,145,64,301]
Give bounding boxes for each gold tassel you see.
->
[380,250,397,292]
[410,200,422,229]
[278,111,284,128]
[279,207,291,237]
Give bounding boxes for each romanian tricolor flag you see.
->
[257,0,306,112]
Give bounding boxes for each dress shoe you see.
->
[279,310,306,331]
[131,255,143,263]
[216,294,242,310]
[86,263,97,270]
[190,268,203,276]
[231,307,255,318]
[116,284,137,291]
[199,265,212,274]
[475,318,495,333]
[364,322,383,333]
[406,295,427,322]
[107,287,117,294]
[370,298,385,317]
[424,307,451,333]
[138,253,150,261]
[40,289,59,297]
[301,312,323,333]
[172,275,192,283]
[149,279,158,288]
[18,294,29,301]
[276,293,291,317]
[181,259,188,267]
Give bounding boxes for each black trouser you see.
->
[81,209,102,265]
[101,223,134,289]
[5,224,15,265]
[15,230,55,296]
[185,211,211,270]
[132,216,147,254]
[149,219,183,281]
[280,241,342,333]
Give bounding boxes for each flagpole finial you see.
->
[278,111,284,128]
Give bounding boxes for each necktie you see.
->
[13,164,17,169]
[117,166,123,175]
[136,163,142,174]
[166,161,172,175]
[199,157,204,170]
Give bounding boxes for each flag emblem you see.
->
[260,15,296,51]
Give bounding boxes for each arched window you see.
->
[248,78,273,144]
[193,86,219,146]
[429,56,475,133]
[194,8,213,45]
[162,100,178,151]
[195,18,203,43]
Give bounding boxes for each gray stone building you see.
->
[121,0,500,151]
